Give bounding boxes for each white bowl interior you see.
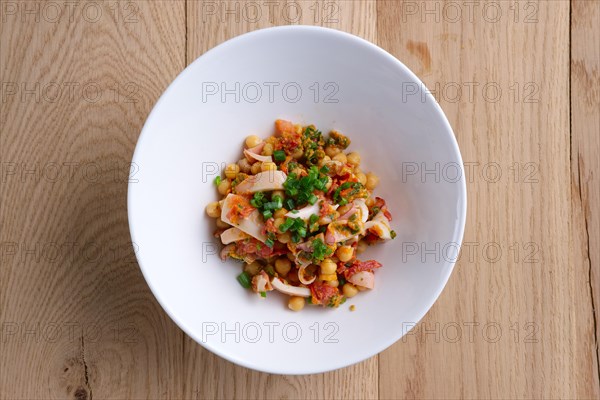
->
[128,26,466,374]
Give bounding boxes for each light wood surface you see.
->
[0,1,598,399]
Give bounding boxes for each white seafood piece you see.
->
[363,211,392,240]
[220,193,266,242]
[243,142,271,163]
[285,202,320,220]
[234,171,286,194]
[271,277,311,297]
[220,227,250,244]
[252,271,273,294]
[348,271,375,289]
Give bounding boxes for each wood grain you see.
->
[376,0,598,398]
[571,0,600,394]
[0,1,186,399]
[0,0,598,399]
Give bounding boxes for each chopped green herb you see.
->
[237,272,251,289]
[284,198,295,210]
[214,176,222,186]
[308,193,318,205]
[273,150,286,162]
[260,291,267,298]
[390,230,397,239]
[264,265,275,276]
[262,210,272,219]
[250,192,266,208]
[279,217,295,232]
[265,237,274,248]
[311,238,333,262]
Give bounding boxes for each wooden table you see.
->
[1,1,598,398]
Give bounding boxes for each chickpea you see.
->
[250,162,262,175]
[278,231,291,244]
[288,296,305,311]
[244,261,261,276]
[215,219,230,229]
[325,146,341,158]
[274,208,287,219]
[225,163,240,180]
[262,142,274,156]
[205,201,221,218]
[365,197,375,207]
[245,135,262,148]
[336,245,354,262]
[366,172,380,190]
[318,155,331,167]
[320,259,337,275]
[343,283,358,298]
[324,176,333,191]
[333,153,347,163]
[291,148,304,159]
[320,273,337,281]
[217,179,231,195]
[328,280,339,288]
[274,217,285,230]
[357,240,368,254]
[356,172,367,186]
[275,257,291,276]
[346,152,361,167]
[261,161,277,172]
[237,158,251,173]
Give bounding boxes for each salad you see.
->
[205,120,395,311]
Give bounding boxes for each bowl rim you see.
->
[128,25,467,375]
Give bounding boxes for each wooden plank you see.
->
[376,0,596,398]
[0,1,186,399]
[571,0,600,395]
[184,1,378,399]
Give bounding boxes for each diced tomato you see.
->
[235,238,286,259]
[337,259,382,279]
[372,196,392,221]
[226,195,255,224]
[374,197,386,209]
[275,119,296,135]
[263,218,278,234]
[309,281,340,306]
[362,232,381,244]
[319,200,337,218]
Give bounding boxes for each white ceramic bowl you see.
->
[128,26,466,374]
